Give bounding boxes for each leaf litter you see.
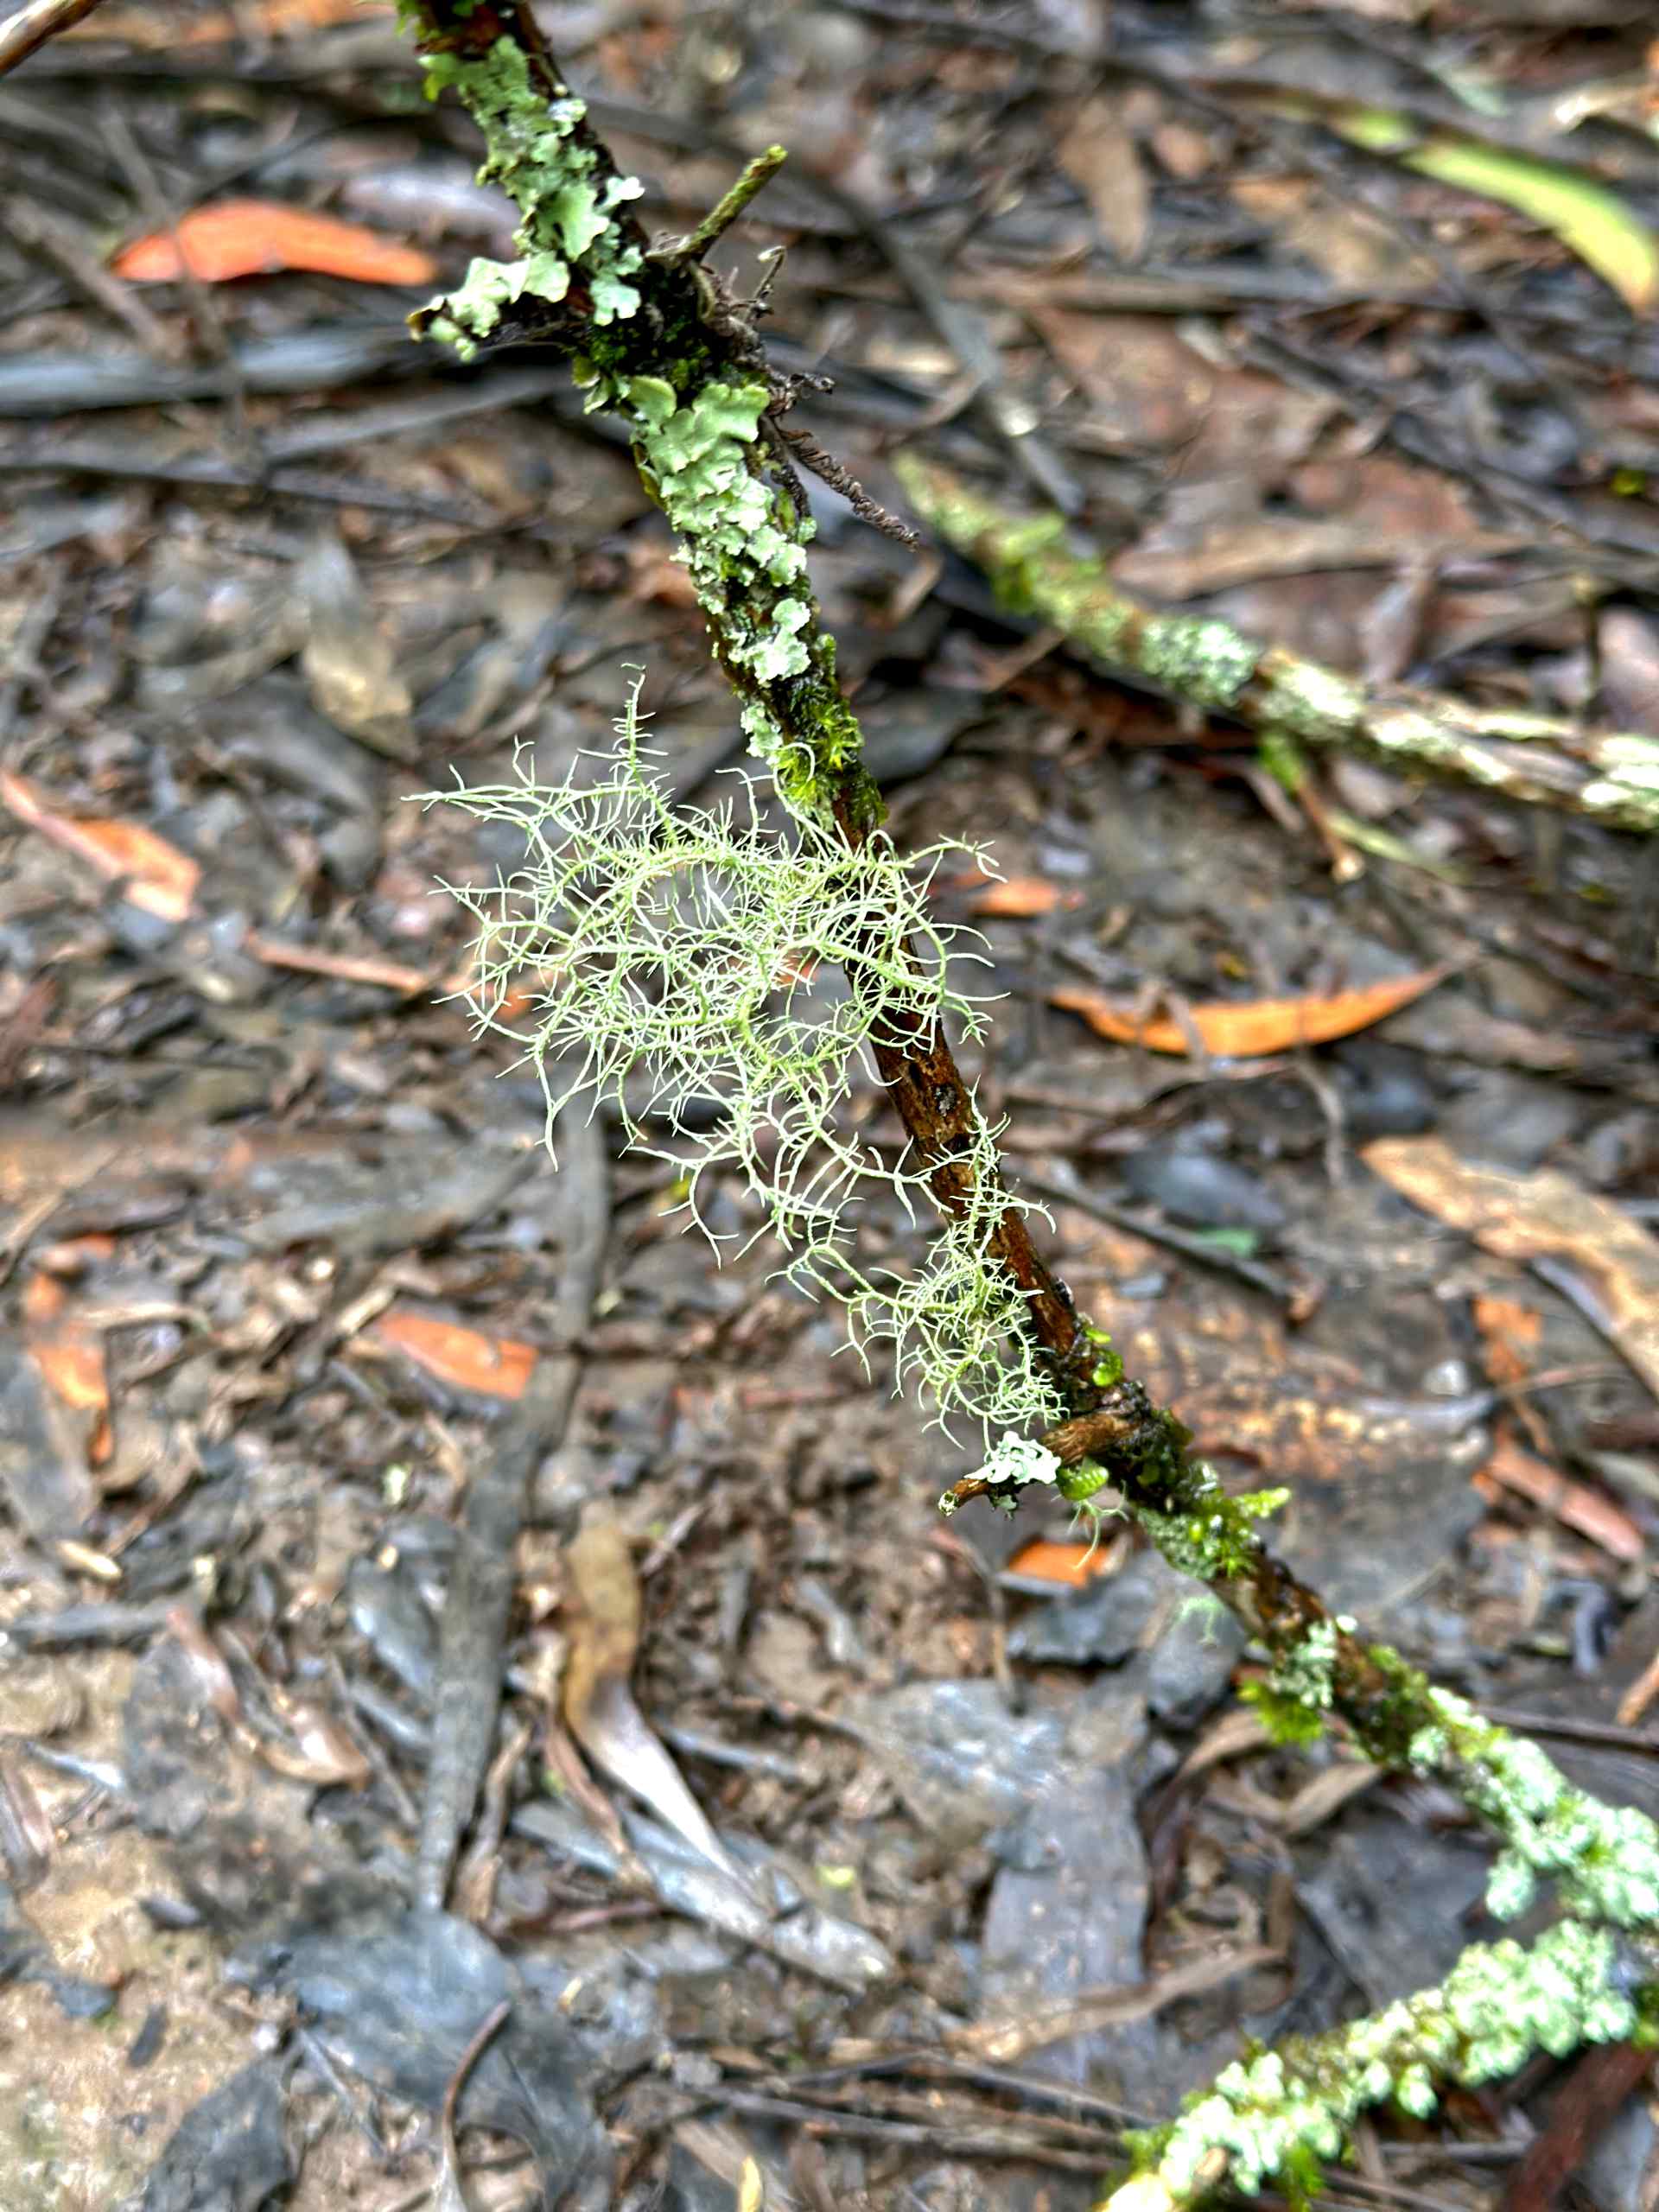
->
[0,3,1656,2207]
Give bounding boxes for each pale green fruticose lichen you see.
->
[1140,1918,1640,2204]
[432,678,1062,1443]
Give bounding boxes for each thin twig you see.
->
[0,0,111,76]
[656,143,789,264]
[415,1103,608,1912]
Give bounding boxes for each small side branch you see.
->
[656,143,789,265]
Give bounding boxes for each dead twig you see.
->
[0,0,111,77]
[415,1100,609,1913]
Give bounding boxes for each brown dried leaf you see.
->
[1277,1760,1381,1838]
[1364,1136,1659,1400]
[1479,1432,1644,1564]
[297,531,415,758]
[252,1693,372,1788]
[1058,94,1150,264]
[563,1517,747,1885]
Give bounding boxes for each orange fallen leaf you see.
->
[24,1269,111,1466]
[966,875,1084,918]
[1477,1432,1644,1564]
[32,1339,108,1415]
[73,0,391,41]
[0,771,199,924]
[1473,1293,1550,1451]
[1473,1294,1543,1362]
[372,1306,537,1400]
[1006,1537,1120,1587]
[1051,965,1450,1058]
[112,201,437,288]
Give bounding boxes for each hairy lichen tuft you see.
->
[431,677,1061,1442]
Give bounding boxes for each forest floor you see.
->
[2,2,1658,2208]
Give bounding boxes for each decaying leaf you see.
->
[22,1271,111,1470]
[372,1307,537,1401]
[1052,965,1449,1057]
[563,1516,748,1886]
[1058,94,1151,264]
[1334,108,1659,315]
[297,529,416,756]
[0,772,199,924]
[1365,1136,1659,1401]
[112,200,437,288]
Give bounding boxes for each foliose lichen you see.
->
[414,31,850,817]
[417,33,643,361]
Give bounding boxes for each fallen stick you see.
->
[896,454,1659,836]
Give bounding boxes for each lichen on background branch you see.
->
[896,455,1659,836]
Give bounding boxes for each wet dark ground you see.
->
[2,2,1659,2207]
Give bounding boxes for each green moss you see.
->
[1135,1476,1287,1583]
[1241,1679,1328,1747]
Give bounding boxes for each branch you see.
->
[1103,1918,1656,2211]
[0,0,111,77]
[895,456,1659,836]
[399,13,1659,2200]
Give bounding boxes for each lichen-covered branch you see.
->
[403,2,874,830]
[401,15,1659,2202]
[403,0,1111,1422]
[1104,1917,1656,2211]
[896,455,1659,836]
[401,0,1659,1899]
